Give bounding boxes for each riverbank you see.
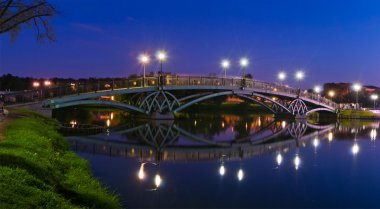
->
[0,110,121,208]
[338,109,380,120]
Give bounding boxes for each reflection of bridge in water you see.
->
[67,121,335,162]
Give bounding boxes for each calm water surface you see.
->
[55,109,380,208]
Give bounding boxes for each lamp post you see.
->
[278,71,286,86]
[352,83,362,109]
[239,57,249,88]
[371,94,378,110]
[156,50,167,87]
[139,54,150,87]
[221,59,230,81]
[314,85,321,94]
[295,71,304,97]
[314,85,322,102]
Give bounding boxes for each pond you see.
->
[55,108,380,208]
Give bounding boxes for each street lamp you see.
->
[239,57,249,88]
[352,83,362,109]
[156,50,167,87]
[313,85,322,103]
[314,85,322,94]
[240,58,249,76]
[295,71,304,96]
[278,72,286,85]
[221,59,230,80]
[371,94,378,110]
[139,54,150,87]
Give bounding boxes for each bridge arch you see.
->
[173,91,291,114]
[305,108,336,116]
[53,100,146,114]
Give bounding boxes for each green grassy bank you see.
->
[0,110,121,208]
[338,109,378,119]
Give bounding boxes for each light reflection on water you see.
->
[55,109,380,208]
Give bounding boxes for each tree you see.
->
[0,0,56,41]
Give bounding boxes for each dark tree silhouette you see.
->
[0,0,56,41]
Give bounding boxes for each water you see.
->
[55,108,380,208]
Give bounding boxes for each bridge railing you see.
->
[3,75,338,109]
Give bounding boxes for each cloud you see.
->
[70,23,104,33]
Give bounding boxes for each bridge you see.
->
[4,75,338,118]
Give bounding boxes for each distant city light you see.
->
[281,121,287,129]
[328,90,335,98]
[33,81,40,87]
[240,57,249,68]
[44,80,51,86]
[295,71,304,81]
[278,72,286,81]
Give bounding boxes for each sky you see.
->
[1,0,380,88]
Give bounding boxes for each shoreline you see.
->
[0,109,121,208]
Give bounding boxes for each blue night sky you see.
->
[1,0,380,87]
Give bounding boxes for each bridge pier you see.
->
[150,111,175,120]
[295,114,307,120]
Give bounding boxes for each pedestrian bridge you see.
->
[41,75,338,117]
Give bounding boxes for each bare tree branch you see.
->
[0,2,47,26]
[0,0,12,18]
[0,13,52,34]
[0,0,56,42]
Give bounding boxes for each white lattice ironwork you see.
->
[139,91,180,114]
[137,124,179,148]
[129,92,146,106]
[288,122,308,139]
[288,98,308,115]
[271,103,285,113]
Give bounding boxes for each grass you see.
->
[339,109,378,118]
[0,110,121,209]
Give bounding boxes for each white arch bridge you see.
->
[42,75,338,117]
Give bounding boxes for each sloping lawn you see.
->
[0,111,121,208]
[339,109,377,117]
